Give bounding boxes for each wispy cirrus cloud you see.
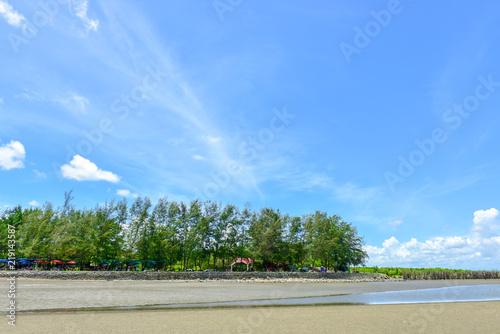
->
[387,219,403,227]
[53,92,89,113]
[333,182,383,203]
[71,0,99,35]
[205,136,222,144]
[87,2,238,194]
[14,88,44,101]
[33,169,47,178]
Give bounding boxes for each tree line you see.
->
[0,192,368,271]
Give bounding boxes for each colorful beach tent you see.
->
[229,258,253,271]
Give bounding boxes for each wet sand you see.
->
[2,279,500,333]
[2,278,500,311]
[4,301,500,333]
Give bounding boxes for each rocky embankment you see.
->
[0,270,396,282]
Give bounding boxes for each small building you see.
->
[230,258,253,271]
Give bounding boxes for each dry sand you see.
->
[3,301,500,333]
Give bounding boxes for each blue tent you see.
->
[17,258,35,263]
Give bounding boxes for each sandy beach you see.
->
[3,301,500,333]
[2,279,500,333]
[3,278,500,311]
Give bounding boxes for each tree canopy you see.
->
[0,194,368,271]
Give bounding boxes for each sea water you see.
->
[159,284,500,308]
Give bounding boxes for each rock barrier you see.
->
[0,270,394,281]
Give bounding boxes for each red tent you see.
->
[51,260,63,264]
[66,261,77,264]
[34,260,46,264]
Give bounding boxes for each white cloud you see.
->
[382,236,400,249]
[61,155,120,182]
[33,169,47,178]
[192,155,204,160]
[28,200,40,206]
[72,0,99,34]
[273,170,332,192]
[0,140,25,170]
[0,97,3,104]
[365,208,500,270]
[206,136,222,144]
[333,182,382,203]
[442,236,468,249]
[15,88,44,101]
[54,93,89,113]
[0,0,26,28]
[388,219,403,227]
[71,94,89,112]
[116,189,138,198]
[472,208,499,238]
[167,138,185,146]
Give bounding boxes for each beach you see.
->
[4,302,500,333]
[2,279,500,333]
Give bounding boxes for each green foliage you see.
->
[351,266,499,279]
[304,212,367,271]
[0,193,370,271]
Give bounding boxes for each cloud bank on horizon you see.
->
[366,208,500,269]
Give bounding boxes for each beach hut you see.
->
[230,258,253,271]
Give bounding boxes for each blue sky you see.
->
[1,0,499,269]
